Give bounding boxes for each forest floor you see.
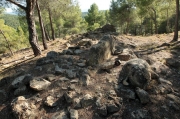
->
[0,32,180,119]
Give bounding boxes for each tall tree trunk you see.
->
[36,0,48,50]
[6,0,41,56]
[48,7,55,40]
[26,0,41,56]
[172,0,179,42]
[151,8,158,34]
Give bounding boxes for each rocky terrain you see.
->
[0,27,180,119]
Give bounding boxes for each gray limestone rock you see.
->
[11,96,38,119]
[135,87,150,104]
[64,91,76,103]
[46,51,59,59]
[0,90,7,104]
[11,74,33,89]
[30,78,51,91]
[44,96,57,107]
[97,105,107,116]
[130,109,150,119]
[74,49,83,55]
[81,94,94,107]
[120,89,136,99]
[119,58,160,89]
[14,85,27,96]
[69,109,78,119]
[79,74,90,86]
[106,102,120,114]
[51,110,69,119]
[87,35,116,66]
[73,98,81,109]
[55,64,66,74]
[66,70,77,79]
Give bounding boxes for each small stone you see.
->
[55,64,66,74]
[66,70,77,79]
[69,109,78,119]
[73,98,81,108]
[68,84,76,91]
[81,94,94,107]
[109,90,116,97]
[66,49,74,55]
[118,54,131,61]
[11,75,26,88]
[106,102,120,114]
[51,110,68,119]
[120,89,136,99]
[97,105,107,116]
[136,87,150,104]
[59,77,70,81]
[77,63,86,67]
[30,78,51,91]
[44,96,57,107]
[79,74,90,86]
[70,79,79,83]
[14,85,27,96]
[64,91,76,103]
[0,90,7,104]
[100,61,114,70]
[74,49,83,55]
[46,51,58,59]
[45,74,56,81]
[131,109,149,119]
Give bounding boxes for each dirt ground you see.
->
[0,33,180,119]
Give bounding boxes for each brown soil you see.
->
[0,33,180,119]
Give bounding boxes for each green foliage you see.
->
[110,0,137,34]
[1,14,20,29]
[87,23,100,31]
[108,0,176,35]
[85,3,107,31]
[0,18,29,54]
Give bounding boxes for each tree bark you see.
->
[6,0,41,56]
[151,8,158,34]
[26,0,41,56]
[48,7,55,40]
[172,0,179,42]
[44,27,50,41]
[36,0,48,50]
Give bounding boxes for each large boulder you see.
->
[119,58,160,89]
[87,35,116,66]
[11,96,38,119]
[102,24,116,33]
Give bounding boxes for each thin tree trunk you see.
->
[48,7,55,40]
[44,27,50,41]
[58,26,61,37]
[0,29,14,56]
[172,0,179,42]
[166,8,170,33]
[151,8,158,34]
[26,1,41,56]
[36,0,47,50]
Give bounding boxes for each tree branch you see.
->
[6,0,26,10]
